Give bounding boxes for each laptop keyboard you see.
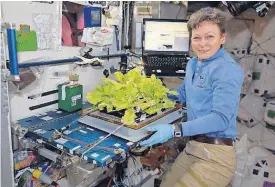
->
[145,56,186,68]
[143,55,188,76]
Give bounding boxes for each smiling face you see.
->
[191,20,225,60]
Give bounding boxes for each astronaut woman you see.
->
[140,7,244,187]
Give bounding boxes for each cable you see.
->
[107,175,113,187]
[128,2,134,47]
[110,155,144,187]
[236,15,275,68]
[131,52,142,58]
[80,122,128,159]
[176,5,182,19]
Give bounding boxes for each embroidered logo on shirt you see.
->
[195,72,208,89]
[199,73,207,84]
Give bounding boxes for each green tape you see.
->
[252,72,261,80]
[267,110,275,119]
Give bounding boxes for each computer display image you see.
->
[143,20,190,54]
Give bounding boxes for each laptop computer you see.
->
[142,18,190,77]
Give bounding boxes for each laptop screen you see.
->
[143,19,190,54]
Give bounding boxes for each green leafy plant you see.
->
[86,68,178,125]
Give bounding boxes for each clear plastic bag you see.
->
[81,27,114,47]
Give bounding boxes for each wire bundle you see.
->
[111,155,144,187]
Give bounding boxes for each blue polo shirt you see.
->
[169,48,244,139]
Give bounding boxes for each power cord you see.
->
[176,6,182,19]
[111,155,144,187]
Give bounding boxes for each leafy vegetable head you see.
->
[86,68,178,125]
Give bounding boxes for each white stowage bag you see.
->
[232,134,250,187]
[232,134,275,187]
[264,100,275,127]
[248,55,275,97]
[81,27,114,47]
[237,93,266,127]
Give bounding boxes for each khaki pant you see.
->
[160,141,236,187]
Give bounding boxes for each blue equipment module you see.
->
[83,7,102,27]
[17,107,131,167]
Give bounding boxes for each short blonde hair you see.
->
[187,7,226,34]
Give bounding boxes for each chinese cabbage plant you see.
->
[86,68,178,125]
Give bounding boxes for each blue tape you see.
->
[7,28,19,77]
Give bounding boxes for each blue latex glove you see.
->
[139,124,174,147]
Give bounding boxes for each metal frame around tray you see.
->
[86,104,183,130]
[78,104,184,142]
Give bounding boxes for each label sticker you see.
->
[91,153,99,158]
[87,127,94,131]
[114,143,121,147]
[57,144,63,150]
[63,130,72,135]
[62,84,67,100]
[55,138,68,144]
[41,116,53,121]
[71,94,81,106]
[34,129,47,134]
[72,100,76,106]
[79,130,87,134]
[39,112,47,116]
[70,145,81,154]
[37,139,44,144]
[72,94,81,101]
[101,155,110,161]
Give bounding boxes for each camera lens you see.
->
[226,1,258,16]
[258,8,268,17]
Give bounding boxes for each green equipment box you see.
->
[58,83,83,112]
